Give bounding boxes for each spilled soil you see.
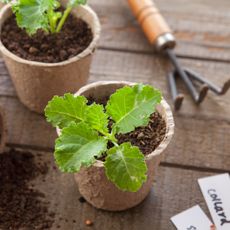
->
[0,149,55,229]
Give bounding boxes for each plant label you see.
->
[198,173,230,230]
[171,205,213,230]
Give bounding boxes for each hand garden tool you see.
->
[127,0,230,110]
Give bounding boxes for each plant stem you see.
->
[48,10,56,33]
[56,6,72,33]
[101,131,117,143]
[112,141,119,147]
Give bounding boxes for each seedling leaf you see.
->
[68,0,87,7]
[86,103,109,135]
[45,93,87,129]
[45,83,162,192]
[2,0,88,35]
[106,84,162,134]
[105,142,147,192]
[55,122,107,173]
[12,0,57,35]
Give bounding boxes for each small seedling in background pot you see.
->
[45,84,162,192]
[0,0,87,35]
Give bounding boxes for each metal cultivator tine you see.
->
[165,49,209,105]
[185,68,230,95]
[167,71,184,110]
[128,0,228,110]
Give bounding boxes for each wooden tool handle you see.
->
[128,0,172,45]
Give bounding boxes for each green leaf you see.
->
[106,84,162,134]
[0,0,13,3]
[55,122,107,173]
[86,103,109,134]
[48,9,62,33]
[45,93,88,129]
[45,94,110,135]
[0,0,11,3]
[12,0,57,35]
[68,0,87,7]
[105,142,147,192]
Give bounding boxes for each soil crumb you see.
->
[1,13,93,63]
[0,149,55,229]
[87,96,167,158]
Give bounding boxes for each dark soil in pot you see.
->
[0,149,55,229]
[87,96,167,160]
[116,112,166,155]
[1,13,93,63]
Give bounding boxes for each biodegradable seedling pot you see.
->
[0,2,100,114]
[0,106,6,153]
[57,81,174,211]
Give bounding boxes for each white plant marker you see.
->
[171,205,213,230]
[198,173,230,230]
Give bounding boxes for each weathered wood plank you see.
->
[90,50,230,121]
[0,49,229,171]
[0,49,229,120]
[17,149,215,230]
[166,116,230,170]
[1,95,230,171]
[88,0,230,61]
[0,61,15,96]
[0,97,57,150]
[1,0,230,60]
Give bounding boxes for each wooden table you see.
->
[0,0,230,229]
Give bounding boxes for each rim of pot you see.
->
[56,81,175,168]
[0,4,101,67]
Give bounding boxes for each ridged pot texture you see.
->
[57,81,174,211]
[0,1,101,113]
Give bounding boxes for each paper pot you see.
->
[61,81,174,211]
[0,2,101,114]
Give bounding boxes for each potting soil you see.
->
[1,13,93,63]
[88,96,167,158]
[0,149,55,229]
[117,112,166,155]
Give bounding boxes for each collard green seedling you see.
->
[45,84,162,192]
[1,0,87,35]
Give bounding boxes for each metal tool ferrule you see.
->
[155,33,176,51]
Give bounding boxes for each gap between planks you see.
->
[98,46,230,64]
[89,0,230,62]
[6,142,230,175]
[2,148,214,230]
[0,49,229,122]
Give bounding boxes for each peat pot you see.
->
[0,106,6,153]
[58,81,174,211]
[0,2,101,114]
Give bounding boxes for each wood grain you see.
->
[89,0,230,61]
[0,49,229,120]
[15,148,213,230]
[0,1,229,230]
[0,94,229,171]
[127,0,173,45]
[0,49,229,171]
[1,0,230,60]
[90,50,230,120]
[0,1,229,229]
